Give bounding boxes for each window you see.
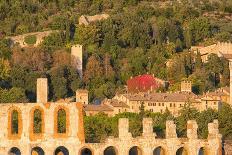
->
[119,109,121,112]
[11,110,19,134]
[162,103,164,106]
[174,103,176,107]
[159,103,161,106]
[57,109,66,133]
[214,102,217,105]
[33,109,42,134]
[160,109,163,113]
[170,103,172,107]
[154,103,156,106]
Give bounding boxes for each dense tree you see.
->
[0,87,27,103]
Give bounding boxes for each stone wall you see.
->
[79,14,110,25]
[7,30,58,48]
[224,140,232,155]
[0,102,223,155]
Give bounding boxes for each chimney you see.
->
[37,78,48,103]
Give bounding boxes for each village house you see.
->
[84,81,221,116]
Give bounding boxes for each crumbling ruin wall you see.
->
[0,103,223,155]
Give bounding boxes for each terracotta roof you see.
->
[123,92,200,103]
[221,87,230,93]
[206,91,227,97]
[222,54,232,59]
[108,99,129,108]
[127,74,161,93]
[84,104,113,111]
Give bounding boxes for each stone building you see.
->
[79,14,109,25]
[0,78,224,154]
[191,42,232,62]
[84,81,221,116]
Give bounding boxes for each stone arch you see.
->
[153,146,166,155]
[104,146,117,155]
[8,107,22,140]
[176,147,188,155]
[30,106,45,141]
[54,106,70,138]
[129,146,142,155]
[198,147,207,155]
[54,146,69,155]
[8,147,21,155]
[79,147,93,155]
[31,147,45,155]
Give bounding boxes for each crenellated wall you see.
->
[0,78,224,155]
[0,102,223,155]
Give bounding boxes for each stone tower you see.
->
[36,78,48,103]
[229,60,232,105]
[181,81,192,92]
[76,89,88,104]
[71,45,83,79]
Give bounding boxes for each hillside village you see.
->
[0,0,232,155]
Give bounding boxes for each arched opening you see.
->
[176,147,187,155]
[80,148,93,155]
[198,147,207,155]
[57,109,66,133]
[31,147,44,155]
[153,146,165,155]
[129,146,142,155]
[9,147,21,155]
[104,146,117,155]
[33,109,43,133]
[54,146,69,155]
[11,110,19,134]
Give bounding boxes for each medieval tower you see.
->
[71,45,83,79]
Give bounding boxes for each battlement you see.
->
[0,79,223,155]
[0,104,222,155]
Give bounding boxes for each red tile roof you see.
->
[127,74,160,93]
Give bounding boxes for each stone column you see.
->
[118,118,132,139]
[142,118,156,137]
[208,120,222,155]
[166,120,177,139]
[187,120,198,139]
[36,78,48,103]
[229,61,232,105]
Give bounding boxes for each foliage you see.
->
[0,0,231,101]
[83,105,232,142]
[0,87,28,103]
[24,35,37,45]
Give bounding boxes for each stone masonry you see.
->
[0,78,224,155]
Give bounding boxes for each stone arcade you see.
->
[0,78,223,155]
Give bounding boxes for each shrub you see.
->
[24,35,37,45]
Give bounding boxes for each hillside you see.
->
[0,0,232,103]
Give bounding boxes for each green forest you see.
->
[0,0,232,142]
[84,104,232,142]
[0,0,232,102]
